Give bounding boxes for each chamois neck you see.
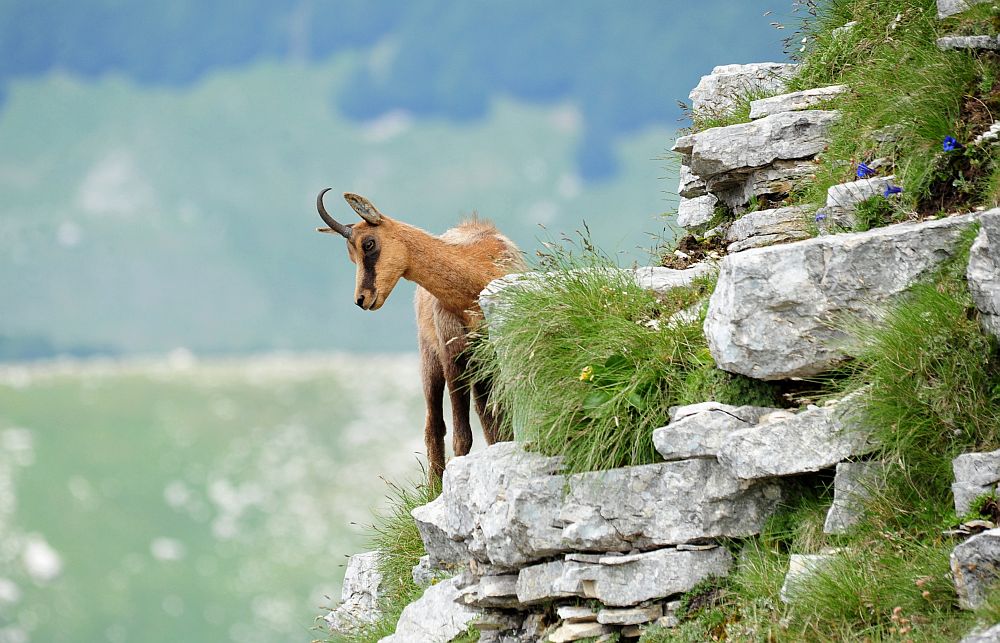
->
[397,222,492,317]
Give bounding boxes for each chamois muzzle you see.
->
[315,188,353,239]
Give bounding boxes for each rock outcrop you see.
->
[325,551,383,633]
[952,528,1000,610]
[704,213,980,380]
[688,63,797,116]
[380,576,479,643]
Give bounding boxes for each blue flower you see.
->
[856,162,875,178]
[943,136,962,152]
[815,212,827,222]
[883,184,903,197]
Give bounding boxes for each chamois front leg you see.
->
[420,340,447,482]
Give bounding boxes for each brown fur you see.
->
[328,194,524,481]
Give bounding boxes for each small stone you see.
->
[556,605,598,622]
[952,528,1000,610]
[678,163,708,199]
[818,175,897,231]
[411,555,435,588]
[597,604,663,625]
[973,122,1000,146]
[548,621,611,643]
[655,614,681,628]
[780,554,836,603]
[677,194,719,230]
[937,35,1000,51]
[938,0,990,19]
[824,461,885,535]
[748,85,849,120]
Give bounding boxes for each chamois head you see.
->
[316,188,408,311]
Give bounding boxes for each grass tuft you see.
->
[472,240,779,473]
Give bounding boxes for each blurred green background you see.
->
[0,2,788,641]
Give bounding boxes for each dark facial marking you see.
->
[361,238,380,292]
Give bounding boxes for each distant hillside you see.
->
[0,58,675,356]
[0,0,786,178]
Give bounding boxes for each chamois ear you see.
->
[343,192,383,226]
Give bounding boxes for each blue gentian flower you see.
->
[883,184,903,197]
[943,136,962,152]
[815,212,827,222]
[856,162,875,178]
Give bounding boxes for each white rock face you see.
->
[824,461,884,535]
[952,528,1000,610]
[412,442,784,568]
[679,163,708,198]
[379,576,479,643]
[597,604,663,625]
[688,63,798,116]
[938,0,990,19]
[653,402,781,460]
[705,213,980,380]
[326,551,384,633]
[748,85,849,120]
[724,205,814,253]
[548,621,611,642]
[968,209,1000,337]
[673,110,839,182]
[515,547,733,607]
[717,393,874,479]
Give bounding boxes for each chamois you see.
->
[315,189,524,481]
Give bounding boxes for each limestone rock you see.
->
[457,574,520,609]
[968,209,1000,337]
[378,576,479,643]
[824,461,884,534]
[952,528,1000,610]
[556,605,597,622]
[412,443,783,568]
[548,621,611,642]
[516,547,733,607]
[748,85,849,120]
[597,604,663,625]
[938,0,990,18]
[961,623,1000,643]
[633,264,716,295]
[974,122,1000,146]
[955,482,997,517]
[725,205,814,253]
[938,35,1000,51]
[955,449,1000,487]
[673,110,839,182]
[705,213,980,379]
[816,175,897,231]
[653,402,781,461]
[326,551,383,633]
[677,194,719,230]
[780,554,836,603]
[688,63,798,117]
[717,393,874,479]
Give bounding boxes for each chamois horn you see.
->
[316,188,353,239]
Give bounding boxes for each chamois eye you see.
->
[362,239,376,252]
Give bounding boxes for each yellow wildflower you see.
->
[579,366,594,382]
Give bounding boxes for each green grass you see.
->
[785,0,1000,217]
[327,477,441,643]
[471,245,778,473]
